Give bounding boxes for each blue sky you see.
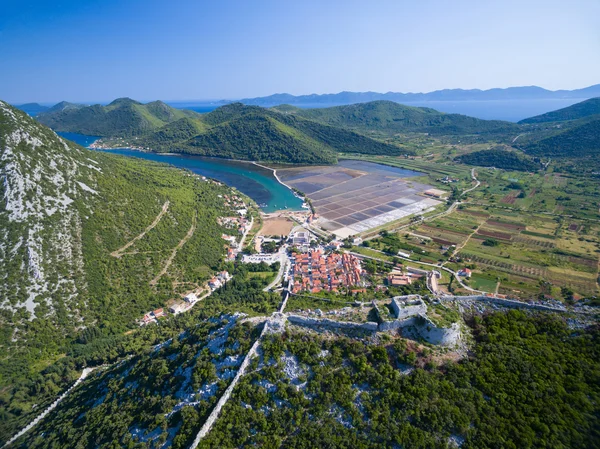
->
[1,0,599,103]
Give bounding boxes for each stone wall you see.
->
[441,295,565,312]
[287,314,378,332]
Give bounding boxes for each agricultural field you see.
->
[468,168,600,221]
[330,152,599,301]
[364,200,599,300]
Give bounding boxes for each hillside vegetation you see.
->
[111,103,409,164]
[457,148,540,171]
[36,98,201,137]
[519,97,600,124]
[0,101,244,439]
[10,310,600,449]
[522,117,600,163]
[288,100,520,137]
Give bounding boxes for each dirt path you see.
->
[446,220,483,262]
[111,201,170,258]
[150,212,197,286]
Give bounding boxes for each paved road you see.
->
[263,247,289,292]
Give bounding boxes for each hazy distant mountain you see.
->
[519,97,600,124]
[13,102,50,116]
[235,84,600,107]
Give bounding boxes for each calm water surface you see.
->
[58,132,303,213]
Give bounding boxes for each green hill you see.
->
[0,101,246,440]
[131,102,409,164]
[37,100,410,164]
[457,148,540,171]
[519,97,600,124]
[523,117,600,160]
[290,100,520,136]
[36,98,201,137]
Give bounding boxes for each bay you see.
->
[57,132,304,213]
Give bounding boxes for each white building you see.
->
[184,293,198,303]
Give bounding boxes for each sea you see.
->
[164,98,584,122]
[58,132,303,213]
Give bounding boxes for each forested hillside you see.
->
[36,98,201,137]
[457,148,540,171]
[10,310,600,449]
[115,102,409,164]
[522,118,600,162]
[0,101,243,441]
[289,100,520,137]
[519,97,600,124]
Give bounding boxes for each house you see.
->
[457,268,472,278]
[352,237,363,246]
[142,313,156,324]
[169,302,189,314]
[292,231,309,245]
[184,293,198,303]
[423,188,447,199]
[153,308,166,318]
[388,273,412,286]
[218,270,231,281]
[208,277,222,289]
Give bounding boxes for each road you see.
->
[150,212,197,285]
[347,247,484,294]
[238,216,255,250]
[263,246,289,292]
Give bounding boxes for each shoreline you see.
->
[252,161,308,213]
[86,141,305,213]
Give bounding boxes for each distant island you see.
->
[229,84,600,107]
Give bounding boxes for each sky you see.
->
[1,0,599,103]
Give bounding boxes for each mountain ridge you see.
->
[518,97,600,124]
[233,84,600,106]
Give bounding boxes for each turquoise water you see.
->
[57,132,303,213]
